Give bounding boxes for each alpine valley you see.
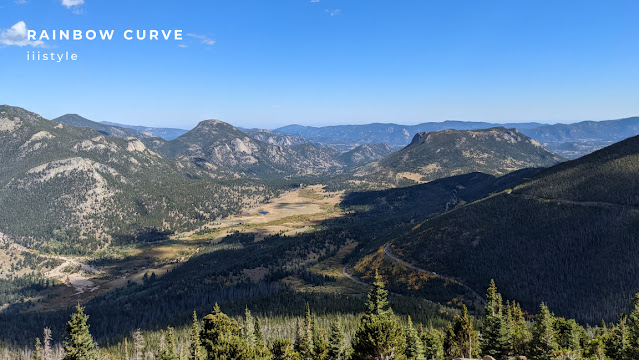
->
[2,104,639,360]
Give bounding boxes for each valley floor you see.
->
[15,185,346,313]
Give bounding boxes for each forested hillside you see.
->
[6,274,639,360]
[348,128,562,187]
[0,164,539,344]
[276,117,639,158]
[338,144,394,167]
[387,134,639,323]
[275,121,545,150]
[0,106,279,253]
[100,121,188,140]
[55,114,189,140]
[53,114,145,139]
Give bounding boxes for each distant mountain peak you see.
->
[366,128,563,184]
[0,105,277,253]
[198,119,228,126]
[408,127,539,148]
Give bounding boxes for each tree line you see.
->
[9,274,639,360]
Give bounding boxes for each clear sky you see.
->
[1,0,638,129]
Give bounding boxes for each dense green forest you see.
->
[0,106,284,253]
[4,276,639,360]
[0,168,539,344]
[388,135,639,323]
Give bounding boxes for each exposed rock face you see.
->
[0,106,277,253]
[246,129,308,147]
[368,127,564,183]
[126,138,148,152]
[0,116,23,133]
[410,128,541,147]
[155,120,348,178]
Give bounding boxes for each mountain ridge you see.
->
[275,117,639,158]
[53,114,147,139]
[0,106,279,253]
[353,127,563,185]
[100,121,188,140]
[384,133,639,322]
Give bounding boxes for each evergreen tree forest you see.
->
[3,276,639,360]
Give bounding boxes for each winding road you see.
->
[341,194,634,307]
[342,265,370,287]
[515,194,635,210]
[383,244,486,305]
[341,243,486,306]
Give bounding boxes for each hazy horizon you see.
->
[41,109,638,131]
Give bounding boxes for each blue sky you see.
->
[1,0,638,129]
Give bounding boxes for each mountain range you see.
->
[0,105,572,255]
[3,103,639,335]
[518,116,639,158]
[54,115,189,140]
[381,133,639,323]
[0,106,278,253]
[275,117,639,158]
[55,112,639,160]
[274,121,545,151]
[148,119,348,178]
[100,121,188,140]
[52,113,558,182]
[54,114,397,179]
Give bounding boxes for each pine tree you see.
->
[125,337,129,360]
[62,305,98,360]
[554,317,583,355]
[312,326,328,360]
[294,304,314,359]
[452,305,478,359]
[253,318,272,360]
[505,301,530,357]
[442,323,456,359]
[351,270,406,360]
[158,327,178,360]
[420,327,444,360]
[365,271,390,316]
[530,303,558,360]
[31,338,42,360]
[628,293,639,359]
[244,308,256,349]
[189,312,204,360]
[42,328,52,360]
[200,303,251,360]
[584,334,607,360]
[133,329,144,360]
[327,321,345,360]
[272,339,297,360]
[405,316,424,360]
[606,314,629,360]
[481,280,509,359]
[294,317,313,359]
